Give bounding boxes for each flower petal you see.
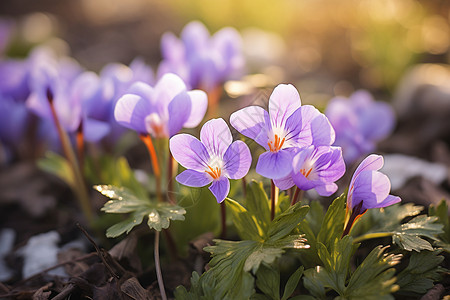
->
[350,154,384,187]
[176,169,212,187]
[168,91,191,137]
[310,113,335,146]
[169,134,210,171]
[351,170,391,210]
[256,149,294,179]
[154,73,187,106]
[268,84,301,128]
[315,183,338,197]
[83,118,110,142]
[273,175,295,190]
[230,105,270,148]
[200,118,232,157]
[114,94,151,134]
[209,176,230,203]
[184,90,207,128]
[223,140,251,179]
[127,82,155,105]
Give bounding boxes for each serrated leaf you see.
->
[267,203,309,243]
[396,250,445,294]
[106,210,147,238]
[429,199,450,245]
[97,185,186,235]
[245,181,271,234]
[38,152,75,188]
[317,194,346,248]
[226,198,264,241]
[97,185,147,213]
[303,236,400,299]
[255,263,280,300]
[244,247,284,273]
[391,215,443,251]
[281,266,304,300]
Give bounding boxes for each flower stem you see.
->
[241,176,247,198]
[220,202,227,239]
[270,180,279,220]
[206,85,223,118]
[167,152,175,204]
[352,232,393,244]
[139,134,162,202]
[291,187,304,206]
[76,122,84,173]
[47,88,93,223]
[154,231,167,300]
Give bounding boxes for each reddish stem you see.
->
[139,134,162,202]
[291,187,304,206]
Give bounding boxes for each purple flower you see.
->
[0,95,29,147]
[114,73,207,138]
[325,90,396,164]
[273,145,345,196]
[230,84,335,179]
[158,21,245,91]
[348,154,401,214]
[169,118,251,203]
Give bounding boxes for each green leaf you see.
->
[303,236,400,299]
[226,198,265,241]
[38,152,75,188]
[396,250,445,294]
[281,266,304,300]
[267,203,309,243]
[245,181,271,234]
[204,239,258,299]
[317,194,346,249]
[391,215,443,251]
[96,185,186,236]
[429,199,450,246]
[244,246,285,273]
[352,204,444,252]
[255,263,280,300]
[344,246,401,298]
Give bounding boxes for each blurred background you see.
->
[1,0,449,93]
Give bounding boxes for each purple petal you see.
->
[374,195,401,208]
[176,169,212,187]
[83,118,110,142]
[114,94,151,134]
[184,90,207,128]
[169,134,210,172]
[127,82,155,105]
[223,140,251,179]
[129,57,154,85]
[315,183,338,197]
[273,175,295,190]
[360,101,395,141]
[161,32,185,62]
[350,154,384,187]
[154,73,187,106]
[209,176,230,203]
[200,118,232,157]
[311,113,335,146]
[256,149,294,179]
[284,107,313,148]
[268,84,301,128]
[181,21,210,56]
[350,170,391,210]
[230,105,270,148]
[168,91,191,137]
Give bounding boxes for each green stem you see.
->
[154,231,167,300]
[47,89,93,223]
[352,232,393,244]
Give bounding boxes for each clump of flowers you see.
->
[325,90,396,164]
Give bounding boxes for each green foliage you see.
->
[38,152,75,188]
[176,196,309,300]
[303,236,401,299]
[95,185,186,237]
[396,250,445,295]
[352,203,444,252]
[429,199,450,251]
